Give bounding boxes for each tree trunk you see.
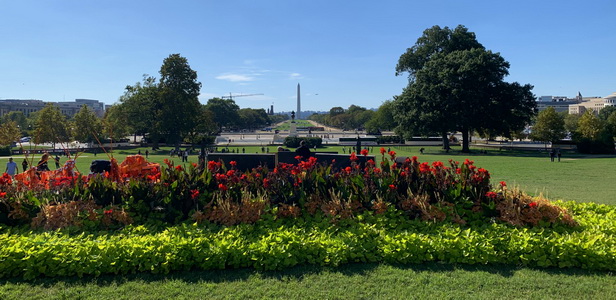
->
[461,129,470,153]
[441,132,450,150]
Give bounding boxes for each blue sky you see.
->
[1,0,615,113]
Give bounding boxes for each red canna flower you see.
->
[380,147,386,155]
[528,202,538,208]
[419,162,430,173]
[218,183,228,191]
[190,189,200,199]
[485,191,498,199]
[263,178,271,188]
[389,184,396,190]
[191,163,198,168]
[350,152,358,162]
[0,192,6,198]
[388,150,396,160]
[175,165,183,171]
[360,149,369,156]
[104,209,113,215]
[230,161,237,167]
[163,159,172,168]
[399,171,406,177]
[500,181,507,187]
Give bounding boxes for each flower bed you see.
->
[0,151,577,230]
[1,149,610,279]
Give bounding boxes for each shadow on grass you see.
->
[2,262,612,288]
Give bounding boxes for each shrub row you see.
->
[0,201,614,279]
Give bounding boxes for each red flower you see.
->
[190,189,200,199]
[389,184,396,190]
[419,162,430,173]
[175,165,183,171]
[191,163,198,168]
[350,152,358,162]
[431,161,444,168]
[295,155,302,161]
[218,183,228,191]
[0,192,6,198]
[207,161,218,171]
[345,166,352,173]
[388,151,396,160]
[104,209,113,215]
[500,181,507,187]
[230,161,237,167]
[163,159,172,168]
[380,147,386,155]
[399,171,406,177]
[263,178,271,188]
[528,202,538,208]
[485,191,498,199]
[360,149,369,156]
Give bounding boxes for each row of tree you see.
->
[532,106,616,153]
[0,54,285,149]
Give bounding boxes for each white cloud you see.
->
[215,74,255,82]
[289,72,303,80]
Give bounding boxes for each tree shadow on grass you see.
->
[2,262,612,288]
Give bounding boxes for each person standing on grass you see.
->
[5,157,17,177]
[557,150,562,162]
[37,153,50,172]
[295,140,311,160]
[21,158,28,173]
[54,155,60,169]
[549,149,555,162]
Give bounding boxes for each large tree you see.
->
[530,107,566,145]
[204,98,240,130]
[33,103,71,148]
[0,121,21,146]
[393,25,536,152]
[118,75,159,142]
[102,104,131,141]
[1,111,28,136]
[73,104,103,144]
[156,54,202,149]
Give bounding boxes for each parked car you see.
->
[20,137,31,142]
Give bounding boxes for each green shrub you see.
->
[0,201,614,279]
[283,137,322,148]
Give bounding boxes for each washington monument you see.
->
[296,83,301,120]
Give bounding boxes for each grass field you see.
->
[1,144,615,298]
[1,262,614,299]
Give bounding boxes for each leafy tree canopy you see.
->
[73,105,103,144]
[393,25,536,152]
[530,107,566,143]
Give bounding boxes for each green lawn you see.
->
[1,263,614,299]
[1,145,615,298]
